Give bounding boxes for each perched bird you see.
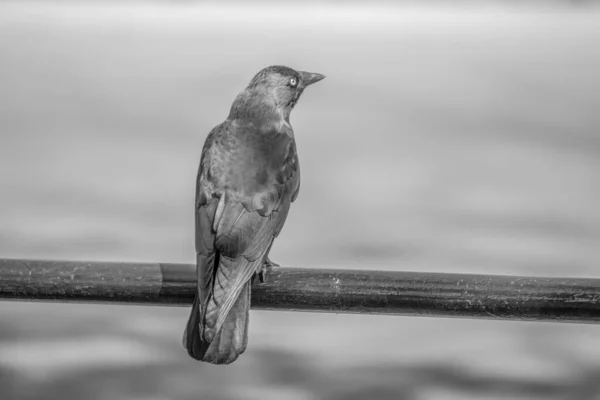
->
[183,66,325,364]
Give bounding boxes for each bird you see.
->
[183,65,325,364]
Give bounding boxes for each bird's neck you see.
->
[228,89,292,130]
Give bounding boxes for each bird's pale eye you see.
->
[289,78,298,87]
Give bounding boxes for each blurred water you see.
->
[1,2,600,399]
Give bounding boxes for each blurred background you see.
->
[1,1,600,399]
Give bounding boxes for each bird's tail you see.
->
[183,258,251,365]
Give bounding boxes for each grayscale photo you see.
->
[0,1,599,399]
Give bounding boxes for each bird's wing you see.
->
[197,121,300,339]
[291,156,300,203]
[191,128,220,337]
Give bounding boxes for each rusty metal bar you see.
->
[1,258,599,324]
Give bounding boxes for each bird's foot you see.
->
[258,257,280,283]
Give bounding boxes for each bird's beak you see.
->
[299,71,326,87]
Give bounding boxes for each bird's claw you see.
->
[264,256,280,269]
[258,257,280,283]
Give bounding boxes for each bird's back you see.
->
[198,119,300,217]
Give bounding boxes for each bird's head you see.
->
[229,65,325,124]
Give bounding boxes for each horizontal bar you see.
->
[1,258,599,324]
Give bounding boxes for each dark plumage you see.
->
[183,65,325,364]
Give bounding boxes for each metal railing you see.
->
[1,258,599,324]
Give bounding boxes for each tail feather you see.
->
[183,280,251,365]
[183,293,207,358]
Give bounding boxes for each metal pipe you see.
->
[1,258,599,324]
